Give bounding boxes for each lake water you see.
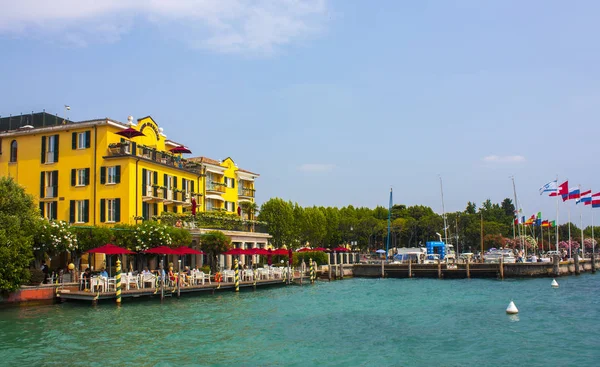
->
[1,275,599,366]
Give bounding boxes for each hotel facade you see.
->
[0,112,270,264]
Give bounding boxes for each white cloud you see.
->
[482,155,526,163]
[298,163,335,172]
[0,0,328,54]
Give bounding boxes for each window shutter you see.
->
[85,168,90,185]
[100,199,106,223]
[142,168,147,194]
[69,201,75,223]
[41,136,46,163]
[53,134,59,162]
[153,171,158,185]
[100,167,106,184]
[163,204,168,212]
[115,198,121,222]
[51,202,57,220]
[85,131,91,148]
[72,132,77,150]
[191,181,194,193]
[84,200,89,223]
[131,142,136,155]
[153,203,158,217]
[142,203,148,220]
[163,174,168,198]
[39,202,45,218]
[115,165,121,183]
[71,169,76,186]
[182,179,187,191]
[40,172,45,198]
[52,171,58,198]
[152,149,156,161]
[174,176,178,188]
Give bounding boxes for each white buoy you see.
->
[551,279,559,288]
[506,301,519,314]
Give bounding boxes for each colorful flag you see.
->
[539,180,558,195]
[550,220,556,227]
[577,190,592,205]
[537,211,542,219]
[562,188,580,202]
[550,180,568,197]
[541,220,550,227]
[592,192,600,208]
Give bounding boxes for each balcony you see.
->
[238,187,255,198]
[142,185,164,203]
[106,142,204,175]
[206,182,226,194]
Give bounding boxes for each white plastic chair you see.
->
[140,273,155,288]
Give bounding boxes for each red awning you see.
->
[174,246,204,255]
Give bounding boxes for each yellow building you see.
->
[0,112,259,226]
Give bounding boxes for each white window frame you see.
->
[77,169,86,186]
[46,135,56,163]
[107,199,116,223]
[107,166,117,184]
[77,132,86,149]
[76,200,86,223]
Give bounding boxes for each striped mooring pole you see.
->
[282,263,287,283]
[234,259,239,292]
[116,259,122,306]
[309,258,314,284]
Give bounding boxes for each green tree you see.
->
[199,231,232,272]
[258,198,294,247]
[71,226,112,270]
[465,201,477,214]
[0,177,38,292]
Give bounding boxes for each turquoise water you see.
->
[1,275,599,366]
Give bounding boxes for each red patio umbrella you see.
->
[88,243,136,255]
[169,146,192,154]
[252,248,270,256]
[115,127,145,139]
[272,249,289,256]
[313,247,328,252]
[297,247,312,252]
[223,248,250,255]
[174,246,204,255]
[88,244,135,277]
[332,247,349,253]
[144,246,179,255]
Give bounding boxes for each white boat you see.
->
[484,249,516,264]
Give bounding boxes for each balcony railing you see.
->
[206,182,226,193]
[106,142,203,174]
[238,187,255,198]
[144,185,163,198]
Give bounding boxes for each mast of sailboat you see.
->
[439,176,448,245]
[511,176,524,253]
[386,187,392,261]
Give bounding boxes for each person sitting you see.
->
[530,254,538,263]
[168,267,177,286]
[82,268,91,290]
[142,267,151,275]
[100,268,108,278]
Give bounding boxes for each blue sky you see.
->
[1,0,598,224]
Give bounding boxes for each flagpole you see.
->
[386,188,392,262]
[568,200,572,259]
[579,184,584,258]
[555,176,560,253]
[592,207,595,255]
[540,222,543,254]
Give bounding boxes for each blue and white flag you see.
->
[539,180,558,195]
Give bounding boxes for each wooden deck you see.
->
[58,277,306,303]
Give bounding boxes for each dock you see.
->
[58,276,308,304]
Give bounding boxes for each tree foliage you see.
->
[199,231,232,271]
[0,177,37,292]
